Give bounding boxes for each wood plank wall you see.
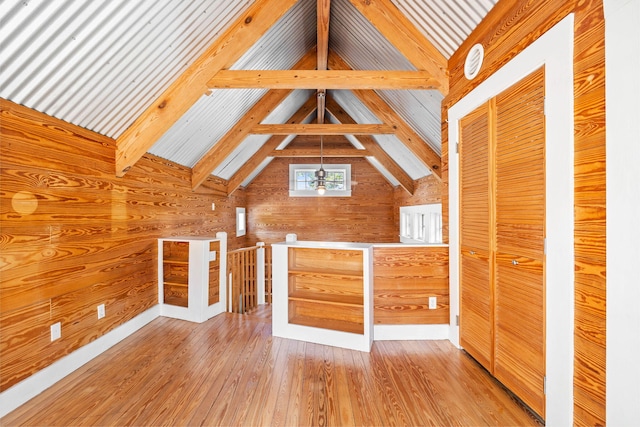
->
[443,1,606,424]
[0,99,248,392]
[246,157,401,244]
[373,246,449,325]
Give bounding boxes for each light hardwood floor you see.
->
[2,306,542,426]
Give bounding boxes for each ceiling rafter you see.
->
[346,0,449,95]
[271,146,368,157]
[329,51,442,180]
[325,95,415,194]
[251,123,395,135]
[114,0,299,177]
[191,49,317,190]
[226,94,318,196]
[207,70,441,90]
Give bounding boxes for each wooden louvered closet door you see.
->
[494,67,546,418]
[459,101,493,371]
[458,67,546,420]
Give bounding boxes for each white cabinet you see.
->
[158,233,227,323]
[272,240,373,352]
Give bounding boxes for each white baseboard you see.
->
[374,324,450,341]
[0,306,160,418]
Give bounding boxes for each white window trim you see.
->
[289,164,352,197]
[399,204,442,244]
[447,16,574,424]
[235,207,246,237]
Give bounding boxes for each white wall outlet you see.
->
[428,296,437,310]
[97,303,106,319]
[50,322,61,341]
[211,202,216,211]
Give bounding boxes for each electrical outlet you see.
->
[211,202,216,211]
[428,296,437,310]
[50,322,61,341]
[97,304,106,319]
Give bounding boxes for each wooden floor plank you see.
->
[1,306,542,426]
[273,338,305,427]
[332,347,356,426]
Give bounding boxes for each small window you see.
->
[289,164,352,197]
[236,207,246,237]
[399,204,442,244]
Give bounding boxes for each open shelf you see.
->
[286,246,366,335]
[288,267,362,278]
[158,236,226,323]
[163,256,189,265]
[272,242,372,351]
[164,294,188,307]
[163,276,188,287]
[289,314,364,335]
[288,291,362,307]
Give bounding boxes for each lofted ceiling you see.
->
[0,0,497,195]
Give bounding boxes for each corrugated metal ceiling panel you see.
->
[330,90,431,180]
[377,89,442,155]
[0,0,253,138]
[330,0,415,71]
[0,0,495,185]
[392,0,498,58]
[328,0,442,164]
[147,88,268,167]
[213,89,314,179]
[149,0,316,171]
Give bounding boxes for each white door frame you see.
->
[447,15,575,425]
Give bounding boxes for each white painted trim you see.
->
[447,15,574,425]
[0,306,160,418]
[272,243,373,352]
[374,324,449,341]
[158,235,227,322]
[605,0,640,424]
[257,242,266,305]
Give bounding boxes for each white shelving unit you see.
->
[158,232,227,323]
[272,239,373,352]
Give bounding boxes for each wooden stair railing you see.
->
[227,243,272,313]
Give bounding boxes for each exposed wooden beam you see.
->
[114,0,298,177]
[317,91,326,124]
[208,70,441,90]
[271,147,369,157]
[290,135,351,144]
[226,95,317,196]
[329,52,442,180]
[251,123,395,135]
[325,96,415,194]
[347,0,448,95]
[191,49,317,190]
[317,0,331,71]
[317,0,331,124]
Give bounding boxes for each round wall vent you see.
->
[464,43,484,80]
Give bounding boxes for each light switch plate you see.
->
[51,322,61,341]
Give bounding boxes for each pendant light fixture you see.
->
[316,134,326,195]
